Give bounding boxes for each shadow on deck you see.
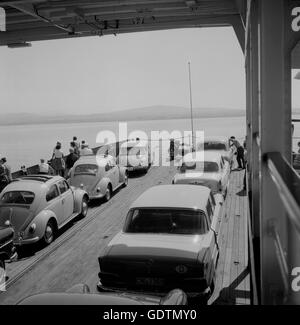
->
[209,169,251,305]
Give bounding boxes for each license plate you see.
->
[136,277,164,286]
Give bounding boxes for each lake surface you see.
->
[0,115,298,172]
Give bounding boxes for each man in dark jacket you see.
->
[65,148,79,178]
[229,136,245,169]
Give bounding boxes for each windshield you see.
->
[203,142,227,151]
[120,147,146,156]
[74,164,98,175]
[0,191,35,205]
[180,161,219,173]
[124,208,208,235]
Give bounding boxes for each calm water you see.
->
[0,116,247,171]
[1,115,299,172]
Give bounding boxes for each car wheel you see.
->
[0,259,5,290]
[42,220,56,245]
[80,196,89,217]
[104,185,112,202]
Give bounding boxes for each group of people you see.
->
[39,136,93,178]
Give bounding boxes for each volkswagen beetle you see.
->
[0,175,89,246]
[69,155,128,201]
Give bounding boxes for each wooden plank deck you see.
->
[209,168,251,305]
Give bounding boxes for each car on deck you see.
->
[18,283,187,305]
[197,137,234,167]
[0,175,89,246]
[97,184,222,304]
[172,151,230,197]
[69,154,128,201]
[118,139,151,172]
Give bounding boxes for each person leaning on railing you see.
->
[293,141,300,170]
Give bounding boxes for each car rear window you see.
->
[74,164,98,175]
[200,142,227,151]
[0,191,35,205]
[124,208,208,235]
[180,161,219,173]
[120,147,146,156]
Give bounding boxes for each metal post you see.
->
[258,0,289,304]
[249,0,261,286]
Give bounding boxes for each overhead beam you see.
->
[8,2,73,32]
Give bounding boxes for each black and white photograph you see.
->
[0,0,300,313]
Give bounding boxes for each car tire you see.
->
[80,196,89,218]
[104,185,112,202]
[0,259,5,290]
[42,220,56,246]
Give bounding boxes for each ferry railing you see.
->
[265,151,300,302]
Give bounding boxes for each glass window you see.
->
[206,201,213,224]
[58,180,69,194]
[124,208,209,235]
[74,164,98,175]
[120,146,146,156]
[46,185,59,202]
[1,191,35,205]
[203,141,227,151]
[180,161,219,173]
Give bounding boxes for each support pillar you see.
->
[249,0,261,301]
[258,0,290,304]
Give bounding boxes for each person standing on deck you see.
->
[70,141,80,156]
[0,160,9,193]
[1,158,12,183]
[229,136,245,169]
[39,159,53,175]
[65,148,79,178]
[52,143,65,176]
[73,137,80,154]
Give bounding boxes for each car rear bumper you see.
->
[14,236,39,245]
[126,166,148,171]
[88,193,104,200]
[97,279,210,299]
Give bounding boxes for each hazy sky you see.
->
[0,26,247,116]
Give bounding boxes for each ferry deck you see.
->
[1,0,300,305]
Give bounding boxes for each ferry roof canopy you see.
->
[0,0,247,47]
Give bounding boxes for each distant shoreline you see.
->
[0,112,246,127]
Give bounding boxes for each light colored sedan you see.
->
[197,136,235,168]
[0,175,89,246]
[69,155,128,201]
[97,184,222,303]
[172,151,230,197]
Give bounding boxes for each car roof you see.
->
[121,139,148,147]
[201,136,228,143]
[74,154,113,166]
[130,184,211,210]
[2,175,62,193]
[182,151,223,163]
[18,293,146,305]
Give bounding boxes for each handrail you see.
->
[267,220,289,302]
[265,152,300,236]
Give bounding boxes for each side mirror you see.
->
[4,220,11,227]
